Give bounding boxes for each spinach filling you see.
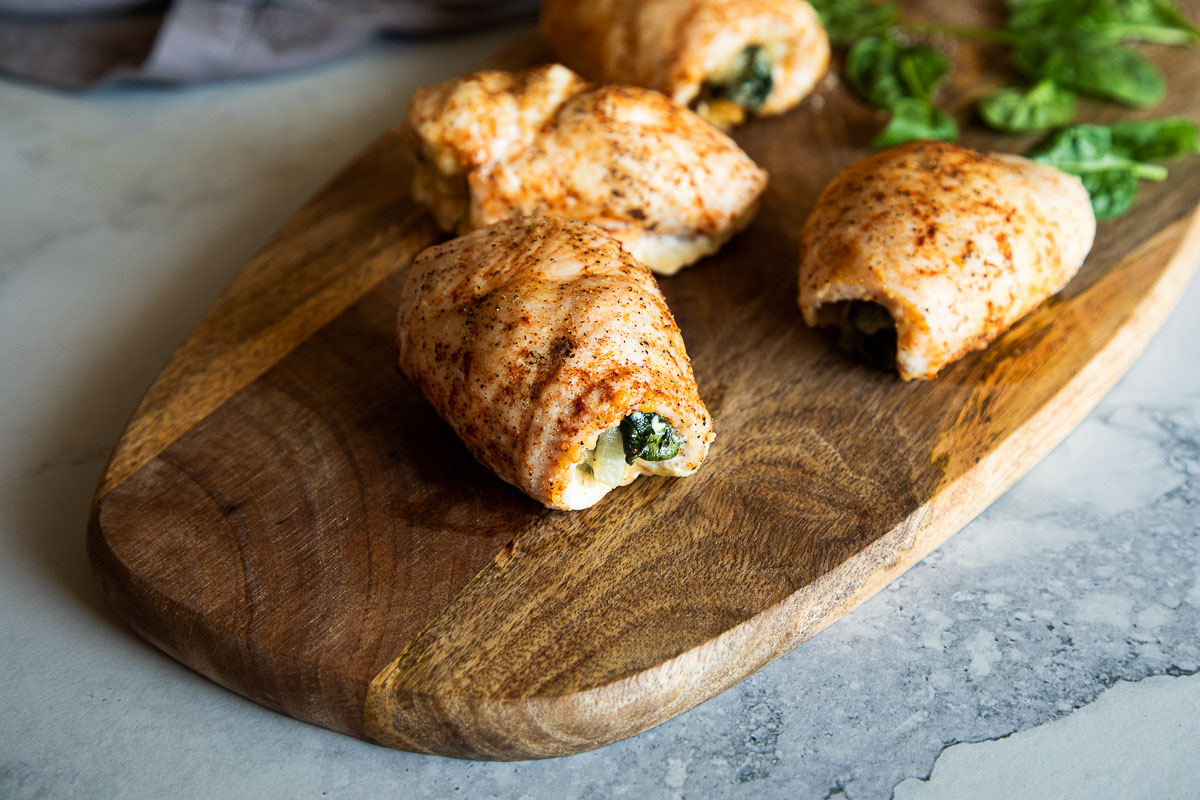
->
[583,412,683,489]
[837,301,897,372]
[618,412,682,464]
[701,45,776,110]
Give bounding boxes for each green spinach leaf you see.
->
[846,35,907,108]
[1029,123,1168,176]
[897,44,951,101]
[1012,32,1166,107]
[979,79,1079,132]
[871,98,959,148]
[846,34,949,109]
[1008,0,1200,46]
[809,0,900,47]
[1080,169,1142,219]
[1027,121,1200,219]
[618,412,682,464]
[1107,117,1200,160]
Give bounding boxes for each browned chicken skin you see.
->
[799,141,1096,380]
[408,64,768,276]
[396,216,714,510]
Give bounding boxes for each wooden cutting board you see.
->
[88,3,1200,760]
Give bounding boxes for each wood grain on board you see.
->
[89,2,1200,760]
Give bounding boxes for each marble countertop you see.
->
[2,25,1198,800]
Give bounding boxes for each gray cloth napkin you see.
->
[0,0,538,89]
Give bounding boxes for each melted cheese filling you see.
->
[624,232,725,276]
[560,421,690,511]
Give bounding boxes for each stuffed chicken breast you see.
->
[408,64,768,276]
[396,216,714,510]
[540,0,830,128]
[799,141,1096,381]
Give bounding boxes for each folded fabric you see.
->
[0,0,539,89]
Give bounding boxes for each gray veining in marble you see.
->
[892,674,1200,799]
[1,24,1198,800]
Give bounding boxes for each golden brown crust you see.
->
[798,141,1096,380]
[408,66,589,180]
[396,216,713,510]
[540,0,829,116]
[407,64,767,275]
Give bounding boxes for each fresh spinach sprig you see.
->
[971,0,1194,116]
[1028,119,1200,219]
[810,0,1198,136]
[845,34,949,107]
[840,31,958,144]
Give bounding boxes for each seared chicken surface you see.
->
[799,141,1096,380]
[396,216,714,510]
[408,64,768,276]
[540,0,830,128]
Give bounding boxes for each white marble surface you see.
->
[2,26,1199,800]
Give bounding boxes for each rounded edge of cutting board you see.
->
[358,213,1200,761]
[84,125,445,742]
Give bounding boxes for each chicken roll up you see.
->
[799,141,1096,381]
[396,216,714,511]
[408,64,768,276]
[540,0,830,128]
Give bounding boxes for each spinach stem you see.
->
[1053,161,1168,180]
[898,21,1017,45]
[1104,23,1200,45]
